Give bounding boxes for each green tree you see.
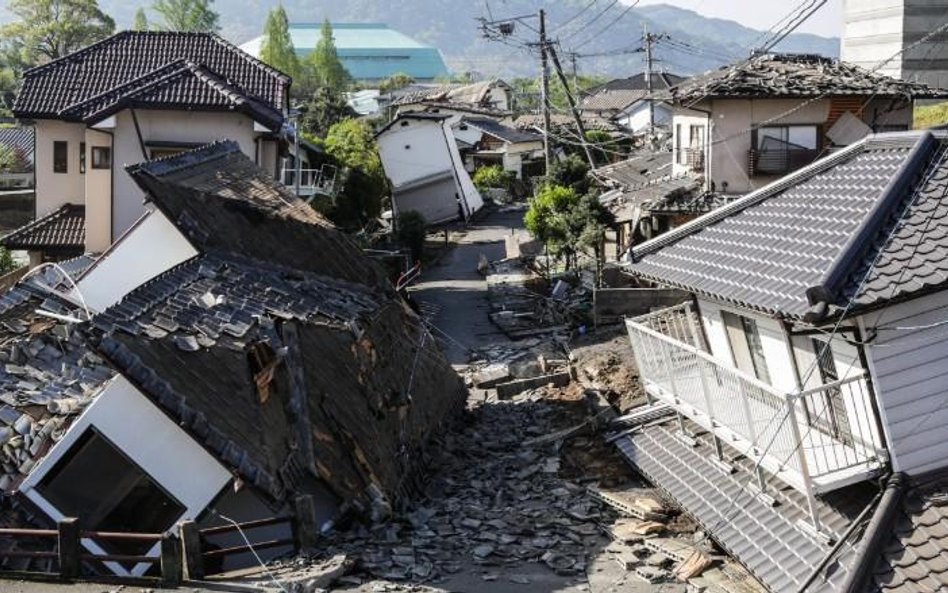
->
[0,247,15,275]
[300,87,356,138]
[546,154,592,195]
[397,211,427,262]
[132,7,149,31]
[152,0,219,32]
[301,19,351,96]
[0,67,18,117]
[260,5,299,80]
[323,118,386,224]
[472,165,514,194]
[0,0,115,67]
[379,72,415,93]
[524,182,614,273]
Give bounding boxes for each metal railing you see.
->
[626,304,884,498]
[685,148,704,173]
[281,164,339,197]
[748,148,820,176]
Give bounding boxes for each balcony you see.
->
[281,164,339,198]
[626,304,885,498]
[685,148,704,173]
[748,148,820,177]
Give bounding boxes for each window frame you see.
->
[674,123,683,165]
[91,146,112,170]
[53,141,68,174]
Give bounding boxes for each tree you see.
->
[397,211,427,262]
[300,19,351,96]
[132,7,149,31]
[300,87,356,138]
[547,154,592,195]
[379,72,415,94]
[323,118,387,224]
[0,247,15,276]
[260,5,299,80]
[524,182,614,274]
[0,0,115,67]
[152,0,219,33]
[0,67,17,117]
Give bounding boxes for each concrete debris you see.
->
[674,549,714,581]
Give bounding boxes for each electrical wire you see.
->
[569,0,642,53]
[553,0,599,35]
[560,0,621,43]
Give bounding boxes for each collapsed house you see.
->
[376,113,484,225]
[616,130,948,592]
[0,141,465,576]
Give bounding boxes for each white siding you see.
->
[75,209,198,313]
[34,120,86,215]
[861,289,948,475]
[20,374,231,576]
[696,299,798,392]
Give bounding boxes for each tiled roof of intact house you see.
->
[0,126,34,163]
[14,31,289,120]
[627,131,948,319]
[126,141,389,290]
[57,60,283,129]
[461,117,541,144]
[0,204,85,253]
[580,89,650,113]
[670,53,948,103]
[866,472,948,593]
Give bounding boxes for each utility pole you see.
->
[539,9,553,173]
[547,44,596,169]
[644,23,655,135]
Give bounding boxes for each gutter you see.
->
[837,472,906,593]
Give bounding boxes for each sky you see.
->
[632,0,844,38]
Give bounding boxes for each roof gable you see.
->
[14,31,289,120]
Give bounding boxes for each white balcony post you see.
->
[683,302,701,350]
[659,338,679,401]
[738,381,758,450]
[787,395,822,533]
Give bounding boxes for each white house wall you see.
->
[83,128,114,253]
[110,109,257,244]
[618,102,673,133]
[378,119,456,188]
[20,374,232,576]
[75,208,198,313]
[34,120,86,215]
[860,289,948,475]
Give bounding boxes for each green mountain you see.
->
[5,1,841,78]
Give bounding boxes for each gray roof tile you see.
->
[628,132,948,318]
[0,204,85,253]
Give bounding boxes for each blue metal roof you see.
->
[240,23,450,81]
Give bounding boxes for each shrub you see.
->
[397,210,427,262]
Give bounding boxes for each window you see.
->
[807,338,852,442]
[689,124,705,150]
[91,146,112,169]
[721,311,771,384]
[53,141,68,173]
[675,123,683,164]
[38,429,185,557]
[752,125,820,175]
[79,142,86,174]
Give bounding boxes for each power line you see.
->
[569,0,642,52]
[560,0,621,42]
[553,0,599,35]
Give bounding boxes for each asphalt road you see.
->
[408,208,526,366]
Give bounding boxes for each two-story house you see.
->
[669,52,947,196]
[617,129,948,592]
[2,31,291,265]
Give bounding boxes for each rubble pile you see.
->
[308,394,622,584]
[485,259,590,340]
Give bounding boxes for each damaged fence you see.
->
[0,506,317,585]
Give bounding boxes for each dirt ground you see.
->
[569,326,645,413]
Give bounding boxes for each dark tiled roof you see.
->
[58,60,283,129]
[404,101,513,118]
[588,72,686,94]
[597,152,674,188]
[126,141,389,290]
[671,53,948,103]
[580,89,648,113]
[868,473,948,593]
[461,117,541,144]
[0,279,114,493]
[513,113,621,133]
[0,126,34,162]
[14,31,289,120]
[93,251,384,501]
[1,204,85,252]
[628,131,948,319]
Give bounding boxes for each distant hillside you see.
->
[3,1,841,79]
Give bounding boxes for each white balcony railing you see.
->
[281,164,339,198]
[626,303,885,498]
